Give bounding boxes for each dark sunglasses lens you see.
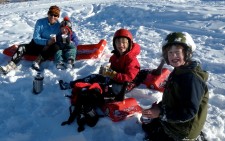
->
[49,14,58,17]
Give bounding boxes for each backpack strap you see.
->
[61,105,78,126]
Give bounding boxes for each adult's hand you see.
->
[42,45,50,51]
[47,37,56,46]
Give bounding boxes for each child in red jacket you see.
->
[59,28,141,101]
[59,29,141,131]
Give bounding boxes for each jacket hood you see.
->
[127,42,140,58]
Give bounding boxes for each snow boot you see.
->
[11,45,26,64]
[56,61,65,70]
[31,55,43,71]
[0,61,17,75]
[66,59,74,69]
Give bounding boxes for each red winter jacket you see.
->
[109,43,140,83]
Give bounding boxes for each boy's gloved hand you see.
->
[99,64,117,79]
[99,65,109,75]
[102,68,117,79]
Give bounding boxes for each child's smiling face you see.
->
[61,27,69,34]
[115,37,129,55]
[167,45,185,67]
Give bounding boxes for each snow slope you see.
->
[0,0,225,141]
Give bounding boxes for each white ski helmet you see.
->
[162,32,196,64]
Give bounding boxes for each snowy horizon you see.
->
[0,0,225,141]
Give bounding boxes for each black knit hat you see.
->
[60,16,72,32]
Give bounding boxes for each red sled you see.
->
[142,60,171,92]
[143,68,171,92]
[76,39,106,60]
[102,98,142,122]
[3,39,107,61]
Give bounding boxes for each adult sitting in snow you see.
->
[53,16,79,69]
[141,32,209,141]
[0,5,61,74]
[59,28,141,101]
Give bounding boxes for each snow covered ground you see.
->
[0,0,225,141]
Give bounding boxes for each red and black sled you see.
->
[102,97,142,122]
[3,39,107,61]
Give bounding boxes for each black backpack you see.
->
[61,82,104,132]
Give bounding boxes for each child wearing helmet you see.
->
[141,32,209,141]
[59,28,141,101]
[54,16,79,69]
[58,28,141,131]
